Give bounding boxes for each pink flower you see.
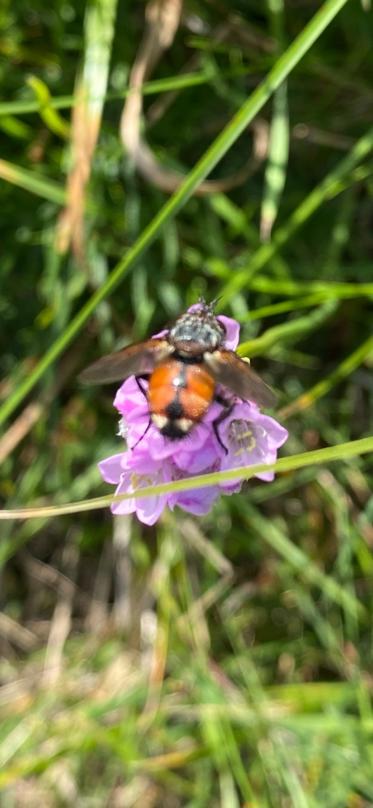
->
[99,451,171,526]
[99,308,288,523]
[218,401,289,486]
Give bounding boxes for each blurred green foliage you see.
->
[0,0,373,805]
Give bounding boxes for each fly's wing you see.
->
[79,339,172,385]
[204,350,277,408]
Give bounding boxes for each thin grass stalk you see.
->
[0,66,251,117]
[0,435,372,520]
[279,334,373,418]
[260,0,289,241]
[0,159,66,204]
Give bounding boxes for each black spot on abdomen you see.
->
[165,398,183,419]
[161,420,186,440]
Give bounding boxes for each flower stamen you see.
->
[117,418,128,439]
[229,420,257,456]
[130,472,155,489]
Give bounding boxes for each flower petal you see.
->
[114,376,148,418]
[217,315,240,350]
[135,493,168,525]
[98,453,125,484]
[169,484,220,516]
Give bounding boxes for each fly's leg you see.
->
[132,418,152,449]
[130,376,151,448]
[212,394,234,454]
[135,375,148,401]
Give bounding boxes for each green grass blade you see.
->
[26,75,70,138]
[260,80,289,241]
[81,0,118,119]
[246,278,373,298]
[0,158,66,204]
[261,0,289,241]
[238,299,337,357]
[220,124,373,305]
[280,334,373,417]
[243,504,364,618]
[0,66,249,117]
[0,0,350,428]
[245,294,330,320]
[0,436,372,520]
[0,115,32,139]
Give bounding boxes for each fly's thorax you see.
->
[169,306,225,354]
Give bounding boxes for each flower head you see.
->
[99,306,288,523]
[218,401,288,485]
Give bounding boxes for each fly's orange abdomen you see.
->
[148,361,178,415]
[179,365,215,420]
[148,361,215,423]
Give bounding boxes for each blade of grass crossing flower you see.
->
[260,0,289,241]
[0,436,372,520]
[0,0,351,427]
